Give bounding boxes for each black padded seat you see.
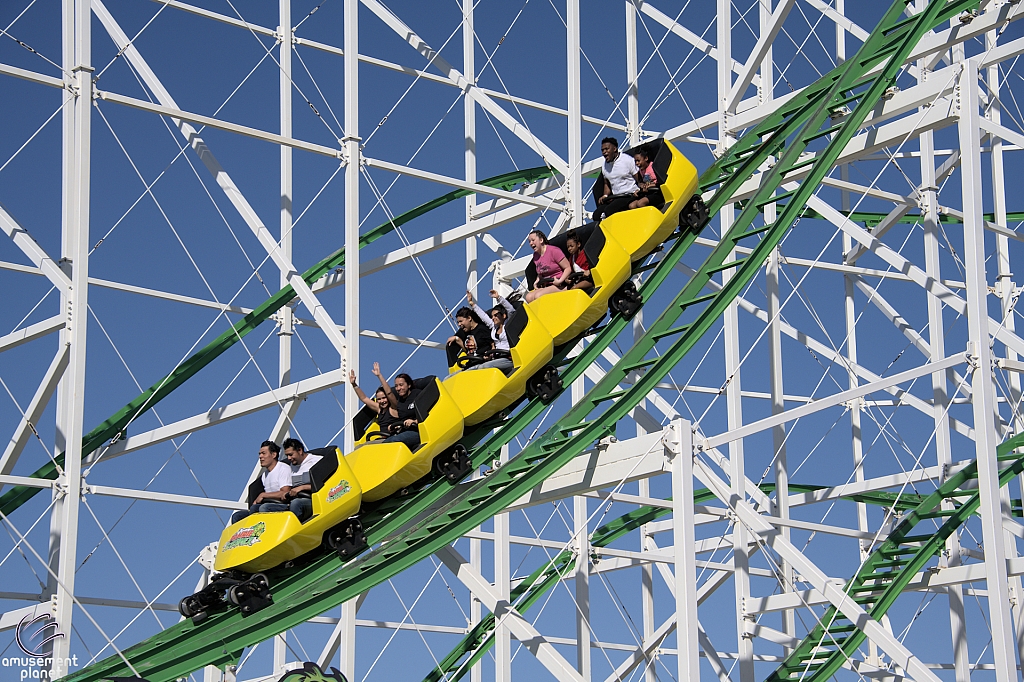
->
[307,446,340,493]
[411,378,441,422]
[353,405,377,442]
[246,477,265,506]
[503,301,529,348]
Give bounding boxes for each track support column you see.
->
[50,0,91,676]
[668,420,698,681]
[343,0,359,455]
[959,57,1019,682]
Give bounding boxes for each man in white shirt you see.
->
[283,438,323,522]
[230,441,291,524]
[593,137,640,223]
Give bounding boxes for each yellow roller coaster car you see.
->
[214,446,362,573]
[195,139,701,620]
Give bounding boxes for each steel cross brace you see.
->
[435,544,586,682]
[92,0,348,360]
[692,457,943,682]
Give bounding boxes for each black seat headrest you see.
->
[411,379,441,422]
[307,447,340,493]
[353,405,376,442]
[503,301,529,348]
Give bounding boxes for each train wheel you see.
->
[609,281,642,319]
[178,595,196,618]
[229,574,273,616]
[680,194,709,232]
[327,518,368,560]
[527,365,561,403]
[433,445,471,483]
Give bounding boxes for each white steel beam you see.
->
[435,544,586,682]
[49,0,90,673]
[693,460,944,682]
[803,0,869,40]
[959,58,1017,682]
[705,354,965,449]
[636,1,759,87]
[359,0,568,176]
[86,485,245,510]
[0,346,69,477]
[97,369,346,459]
[92,0,349,361]
[0,202,71,294]
[726,0,795,112]
[0,316,65,353]
[0,61,66,89]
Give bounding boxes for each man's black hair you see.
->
[261,440,281,455]
[282,437,304,453]
[601,136,619,148]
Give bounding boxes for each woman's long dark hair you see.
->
[455,306,487,327]
[528,229,548,244]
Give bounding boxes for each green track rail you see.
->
[768,433,1024,681]
[63,0,989,679]
[0,166,555,518]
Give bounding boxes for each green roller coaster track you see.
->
[421,484,937,682]
[39,0,1015,679]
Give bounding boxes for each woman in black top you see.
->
[379,371,435,451]
[349,364,401,438]
[445,306,494,368]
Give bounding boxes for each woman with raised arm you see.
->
[349,363,400,438]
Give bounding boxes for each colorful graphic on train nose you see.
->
[222,521,266,550]
[327,480,351,503]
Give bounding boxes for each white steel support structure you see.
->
[48,0,90,676]
[959,57,1018,682]
[5,2,1024,682]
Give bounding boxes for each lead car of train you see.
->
[179,139,704,623]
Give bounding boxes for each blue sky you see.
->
[3,0,1024,680]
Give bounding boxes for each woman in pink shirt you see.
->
[629,148,661,209]
[525,230,571,303]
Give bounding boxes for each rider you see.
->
[231,441,291,524]
[629,146,662,210]
[379,371,436,451]
[524,230,571,303]
[446,306,494,368]
[282,438,322,522]
[468,289,514,351]
[593,137,640,223]
[564,230,594,293]
[350,363,401,438]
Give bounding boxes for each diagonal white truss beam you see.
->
[359,0,568,176]
[93,0,348,359]
[704,354,966,449]
[0,315,65,353]
[435,544,585,682]
[95,369,346,461]
[726,0,795,112]
[0,202,71,294]
[0,346,69,478]
[693,459,943,682]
